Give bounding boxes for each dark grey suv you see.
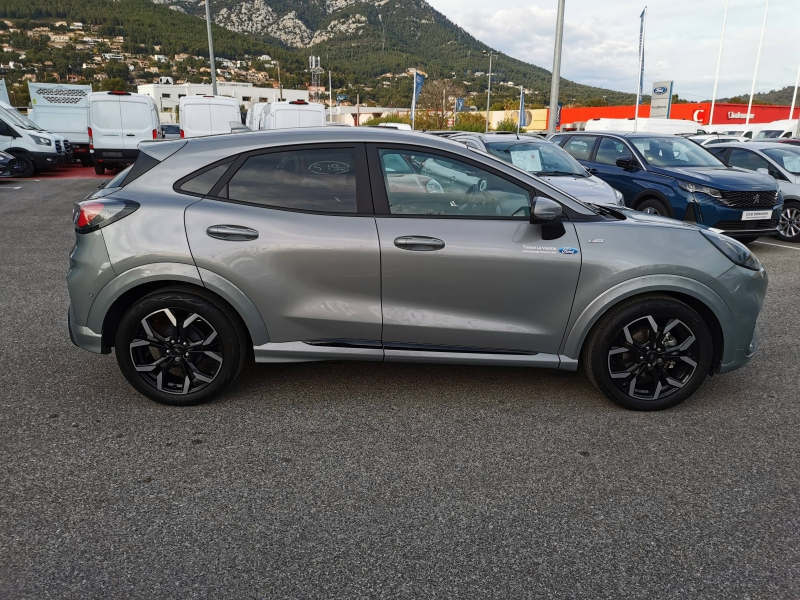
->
[68,128,767,410]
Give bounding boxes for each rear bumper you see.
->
[68,305,105,354]
[91,148,140,164]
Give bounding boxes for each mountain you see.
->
[0,0,637,106]
[167,0,637,105]
[718,86,798,106]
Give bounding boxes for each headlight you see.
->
[678,180,722,198]
[612,187,625,206]
[31,135,52,146]
[425,179,444,194]
[700,229,762,271]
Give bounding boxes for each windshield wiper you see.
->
[537,170,584,177]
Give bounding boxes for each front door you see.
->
[370,145,582,355]
[184,144,382,345]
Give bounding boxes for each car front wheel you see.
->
[637,197,670,216]
[115,288,247,406]
[584,295,713,410]
[776,201,800,242]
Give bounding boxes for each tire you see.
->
[776,201,800,242]
[114,288,247,406]
[584,295,713,411]
[80,156,92,168]
[8,152,34,178]
[637,197,670,216]
[735,236,760,245]
[94,161,105,175]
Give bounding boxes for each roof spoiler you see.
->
[229,121,251,134]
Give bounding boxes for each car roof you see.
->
[711,141,791,149]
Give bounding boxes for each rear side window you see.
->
[180,161,233,196]
[728,149,770,172]
[563,136,598,161]
[224,148,357,213]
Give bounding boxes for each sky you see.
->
[425,0,799,101]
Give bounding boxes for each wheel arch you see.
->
[562,276,734,372]
[87,262,269,352]
[631,189,675,217]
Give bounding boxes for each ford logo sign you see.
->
[653,86,668,94]
[558,247,579,255]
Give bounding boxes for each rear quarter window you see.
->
[178,161,233,196]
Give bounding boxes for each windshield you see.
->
[485,140,587,177]
[762,147,800,174]
[631,136,726,168]
[755,130,782,139]
[1,107,35,130]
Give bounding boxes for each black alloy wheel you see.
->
[8,152,34,178]
[777,201,800,242]
[115,289,246,406]
[585,295,713,410]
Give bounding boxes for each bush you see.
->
[451,112,486,132]
[361,113,412,127]
[494,117,517,132]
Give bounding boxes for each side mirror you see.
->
[616,157,636,170]
[530,196,563,224]
[530,196,566,240]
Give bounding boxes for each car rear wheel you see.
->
[115,289,247,406]
[94,160,105,175]
[776,201,800,242]
[79,156,92,168]
[637,197,670,216]
[584,295,713,411]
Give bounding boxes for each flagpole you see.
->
[746,0,769,126]
[709,0,728,126]
[411,68,417,130]
[788,60,799,121]
[634,7,647,133]
[517,85,523,134]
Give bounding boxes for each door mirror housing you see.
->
[530,196,563,224]
[616,157,636,170]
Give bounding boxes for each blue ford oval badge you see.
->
[558,247,579,255]
[653,86,668,94]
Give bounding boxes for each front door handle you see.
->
[394,236,445,251]
[125,134,135,137]
[207,225,259,241]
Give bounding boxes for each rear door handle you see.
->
[206,225,259,241]
[394,236,445,251]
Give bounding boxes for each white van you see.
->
[753,119,799,140]
[87,91,160,174]
[258,100,326,130]
[245,101,269,131]
[584,118,701,135]
[0,104,62,177]
[28,83,92,166]
[179,95,241,138]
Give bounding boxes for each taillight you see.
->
[152,129,158,139]
[73,199,139,234]
[88,127,93,149]
[180,129,185,138]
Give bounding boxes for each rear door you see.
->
[183,100,212,137]
[120,97,154,149]
[561,135,599,166]
[369,144,582,356]
[208,100,237,134]
[586,136,641,203]
[89,97,122,149]
[184,143,382,346]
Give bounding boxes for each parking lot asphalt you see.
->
[1,178,798,599]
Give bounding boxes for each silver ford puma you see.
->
[67,128,767,410]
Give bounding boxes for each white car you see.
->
[707,141,800,242]
[450,132,625,207]
[689,134,748,147]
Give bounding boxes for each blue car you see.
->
[549,132,782,243]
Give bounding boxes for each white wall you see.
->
[138,82,309,112]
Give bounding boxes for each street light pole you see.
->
[484,50,495,133]
[204,0,217,95]
[548,0,566,133]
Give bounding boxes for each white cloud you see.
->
[427,0,800,100]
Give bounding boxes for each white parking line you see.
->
[753,241,800,251]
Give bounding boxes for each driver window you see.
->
[595,137,633,166]
[378,149,530,217]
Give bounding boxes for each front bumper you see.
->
[30,150,62,170]
[693,194,782,239]
[68,304,104,354]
